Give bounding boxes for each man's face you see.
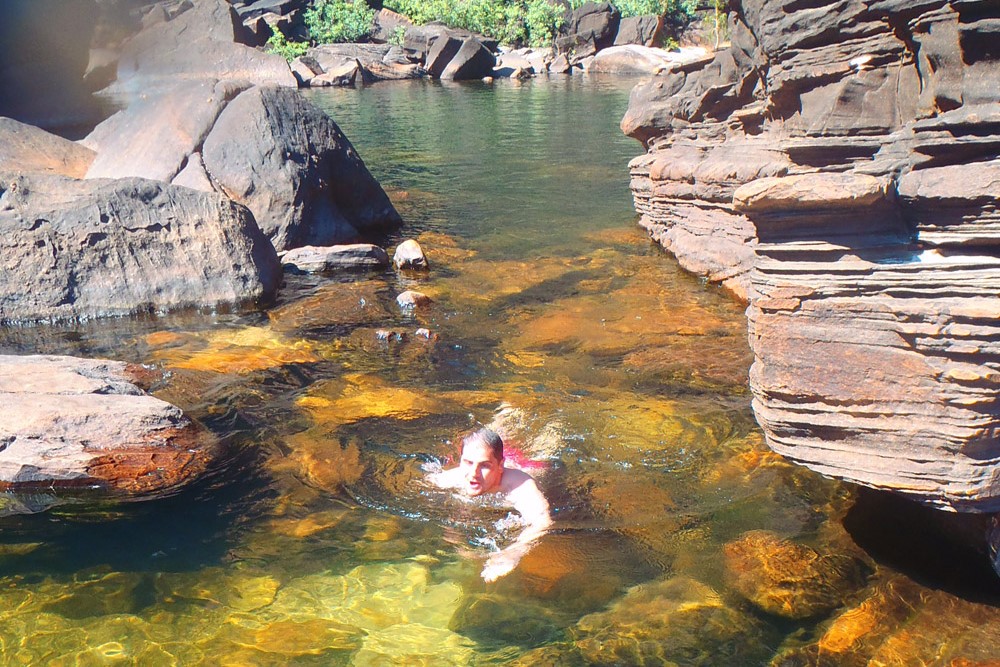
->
[458,440,503,496]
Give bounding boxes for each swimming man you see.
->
[427,427,552,582]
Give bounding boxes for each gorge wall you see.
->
[623,0,1000,511]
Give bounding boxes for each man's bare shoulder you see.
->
[499,466,535,493]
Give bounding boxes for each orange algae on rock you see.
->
[723,530,866,619]
[296,374,449,428]
[154,326,320,374]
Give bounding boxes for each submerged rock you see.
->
[723,530,866,619]
[572,575,771,666]
[0,173,280,323]
[0,354,215,494]
[772,575,1000,666]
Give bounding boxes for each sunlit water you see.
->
[0,76,997,665]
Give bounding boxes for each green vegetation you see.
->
[265,31,309,61]
[283,0,699,48]
[304,0,377,43]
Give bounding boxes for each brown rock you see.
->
[0,354,214,495]
[621,0,1000,511]
[723,530,866,619]
[106,0,295,93]
[0,118,95,178]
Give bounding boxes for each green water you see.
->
[0,76,997,665]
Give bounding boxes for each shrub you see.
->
[266,31,310,60]
[305,0,376,44]
[381,0,697,47]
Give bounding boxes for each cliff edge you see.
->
[623,0,1000,511]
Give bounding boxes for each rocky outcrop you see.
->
[0,354,215,494]
[81,83,400,252]
[556,2,621,62]
[402,24,497,81]
[623,0,1000,511]
[107,0,296,94]
[0,173,280,323]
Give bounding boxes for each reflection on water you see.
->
[0,77,997,664]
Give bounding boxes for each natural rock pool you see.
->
[0,76,997,664]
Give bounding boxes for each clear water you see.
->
[0,76,996,665]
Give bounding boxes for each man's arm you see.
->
[481,473,552,582]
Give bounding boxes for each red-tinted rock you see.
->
[0,355,215,494]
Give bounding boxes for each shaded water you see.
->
[0,76,998,664]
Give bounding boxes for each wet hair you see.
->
[462,427,504,462]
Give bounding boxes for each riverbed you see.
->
[0,76,996,664]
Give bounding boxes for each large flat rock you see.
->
[0,354,215,494]
[106,0,295,94]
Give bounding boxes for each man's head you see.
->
[458,428,504,496]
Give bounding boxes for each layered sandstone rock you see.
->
[623,0,1000,510]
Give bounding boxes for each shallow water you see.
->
[0,76,997,665]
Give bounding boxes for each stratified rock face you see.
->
[623,1,1000,510]
[0,354,215,494]
[0,173,281,323]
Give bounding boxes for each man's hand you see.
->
[481,548,522,583]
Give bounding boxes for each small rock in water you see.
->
[375,329,406,342]
[397,290,432,309]
[393,239,429,270]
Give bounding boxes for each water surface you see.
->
[0,76,996,665]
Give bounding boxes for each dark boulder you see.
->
[201,86,401,251]
[0,173,280,323]
[556,2,620,57]
[614,15,662,47]
[442,39,496,81]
